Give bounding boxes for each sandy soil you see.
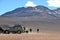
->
[0,32,60,40]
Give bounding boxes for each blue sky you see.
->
[0,0,60,15]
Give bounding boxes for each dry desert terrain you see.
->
[0,32,60,40]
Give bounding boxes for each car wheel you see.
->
[17,30,21,34]
[4,30,10,34]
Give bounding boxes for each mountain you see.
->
[1,5,60,19]
[1,5,60,20]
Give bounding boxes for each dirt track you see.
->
[0,32,60,40]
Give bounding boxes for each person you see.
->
[24,27,26,30]
[37,29,39,32]
[29,28,32,32]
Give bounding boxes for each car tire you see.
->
[4,30,10,34]
[17,30,21,34]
